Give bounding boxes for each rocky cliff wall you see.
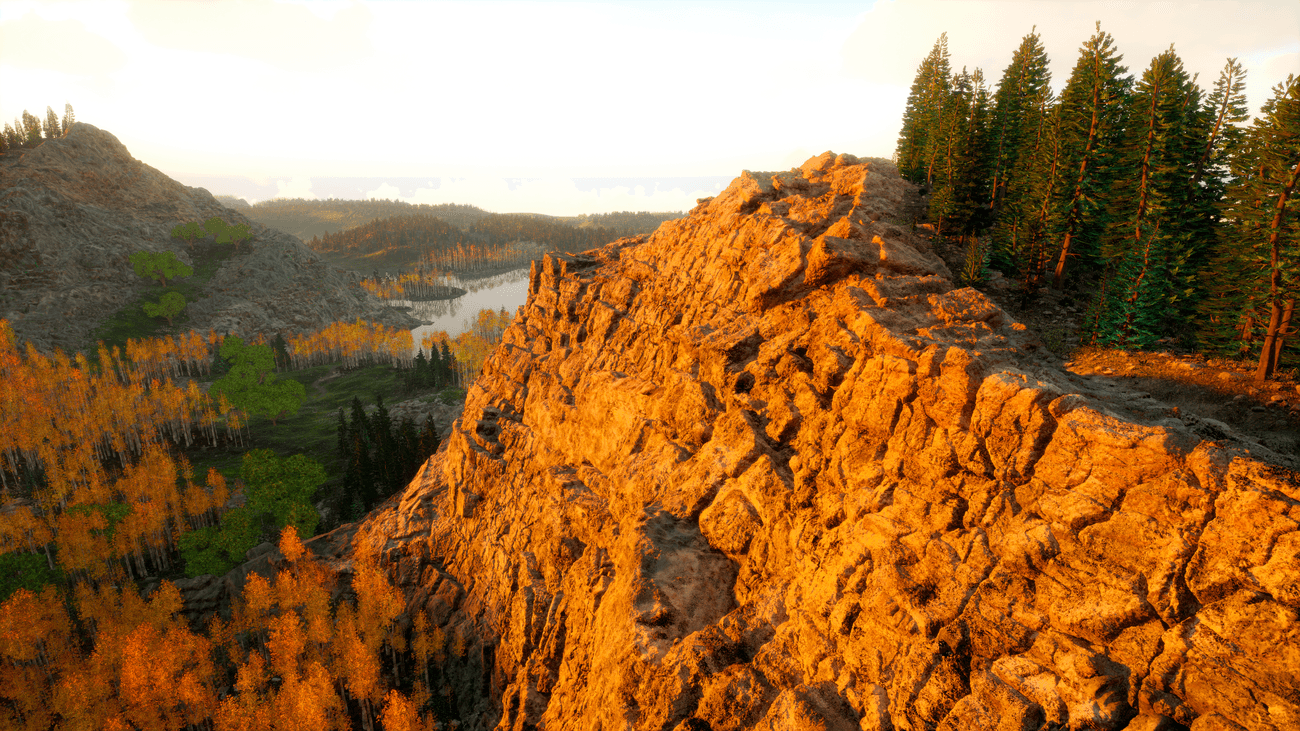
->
[349,153,1298,731]
[0,123,419,356]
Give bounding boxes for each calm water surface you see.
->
[391,267,531,355]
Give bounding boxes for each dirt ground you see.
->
[915,225,1299,470]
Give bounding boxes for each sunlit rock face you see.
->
[360,153,1300,731]
[0,122,418,355]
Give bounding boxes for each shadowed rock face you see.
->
[0,123,419,355]
[356,153,1300,731]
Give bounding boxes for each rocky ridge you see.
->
[313,152,1300,731]
[0,123,420,356]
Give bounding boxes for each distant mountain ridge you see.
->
[235,196,682,249]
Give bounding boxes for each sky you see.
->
[1,0,1297,216]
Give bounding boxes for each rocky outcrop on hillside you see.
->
[0,123,419,356]
[290,153,1300,730]
[214,194,253,212]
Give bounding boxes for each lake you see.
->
[390,267,531,355]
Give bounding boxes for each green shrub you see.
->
[0,551,63,604]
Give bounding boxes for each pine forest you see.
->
[896,25,1298,378]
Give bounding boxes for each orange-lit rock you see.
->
[357,153,1300,731]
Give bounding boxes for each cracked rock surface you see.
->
[336,153,1299,731]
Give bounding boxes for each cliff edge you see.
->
[352,153,1298,730]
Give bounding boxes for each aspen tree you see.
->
[379,689,427,731]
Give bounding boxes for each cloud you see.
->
[275,175,318,200]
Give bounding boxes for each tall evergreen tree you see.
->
[1015,97,1066,295]
[1050,23,1133,288]
[337,408,350,461]
[43,106,60,140]
[349,396,371,446]
[1194,58,1250,187]
[428,345,445,387]
[1199,75,1299,378]
[61,103,75,136]
[1094,46,1210,348]
[410,348,429,391]
[927,67,994,240]
[896,33,952,185]
[439,341,455,385]
[371,394,397,498]
[21,110,42,146]
[986,28,1053,283]
[987,28,1052,212]
[1,123,16,150]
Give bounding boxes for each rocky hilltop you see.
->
[321,153,1299,731]
[0,123,420,356]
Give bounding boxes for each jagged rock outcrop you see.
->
[0,123,419,356]
[339,153,1300,730]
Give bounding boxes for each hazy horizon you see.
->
[2,0,1297,216]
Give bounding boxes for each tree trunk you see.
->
[1256,300,1284,380]
[1254,155,1300,379]
[1267,298,1295,375]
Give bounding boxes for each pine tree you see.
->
[271,332,291,371]
[1201,75,1300,378]
[1094,46,1210,348]
[1016,97,1066,294]
[1049,23,1133,288]
[986,28,1053,284]
[417,419,440,463]
[988,28,1052,212]
[1195,58,1250,187]
[926,63,993,244]
[397,417,419,485]
[337,408,350,461]
[371,394,396,499]
[1,123,15,151]
[349,396,371,447]
[439,341,455,386]
[62,103,75,136]
[896,33,952,185]
[411,348,428,391]
[21,110,42,146]
[43,106,60,140]
[428,345,444,388]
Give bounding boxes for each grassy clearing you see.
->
[181,359,423,534]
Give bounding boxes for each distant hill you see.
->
[246,199,493,242]
[241,198,681,245]
[562,211,682,234]
[305,211,624,278]
[239,198,683,278]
